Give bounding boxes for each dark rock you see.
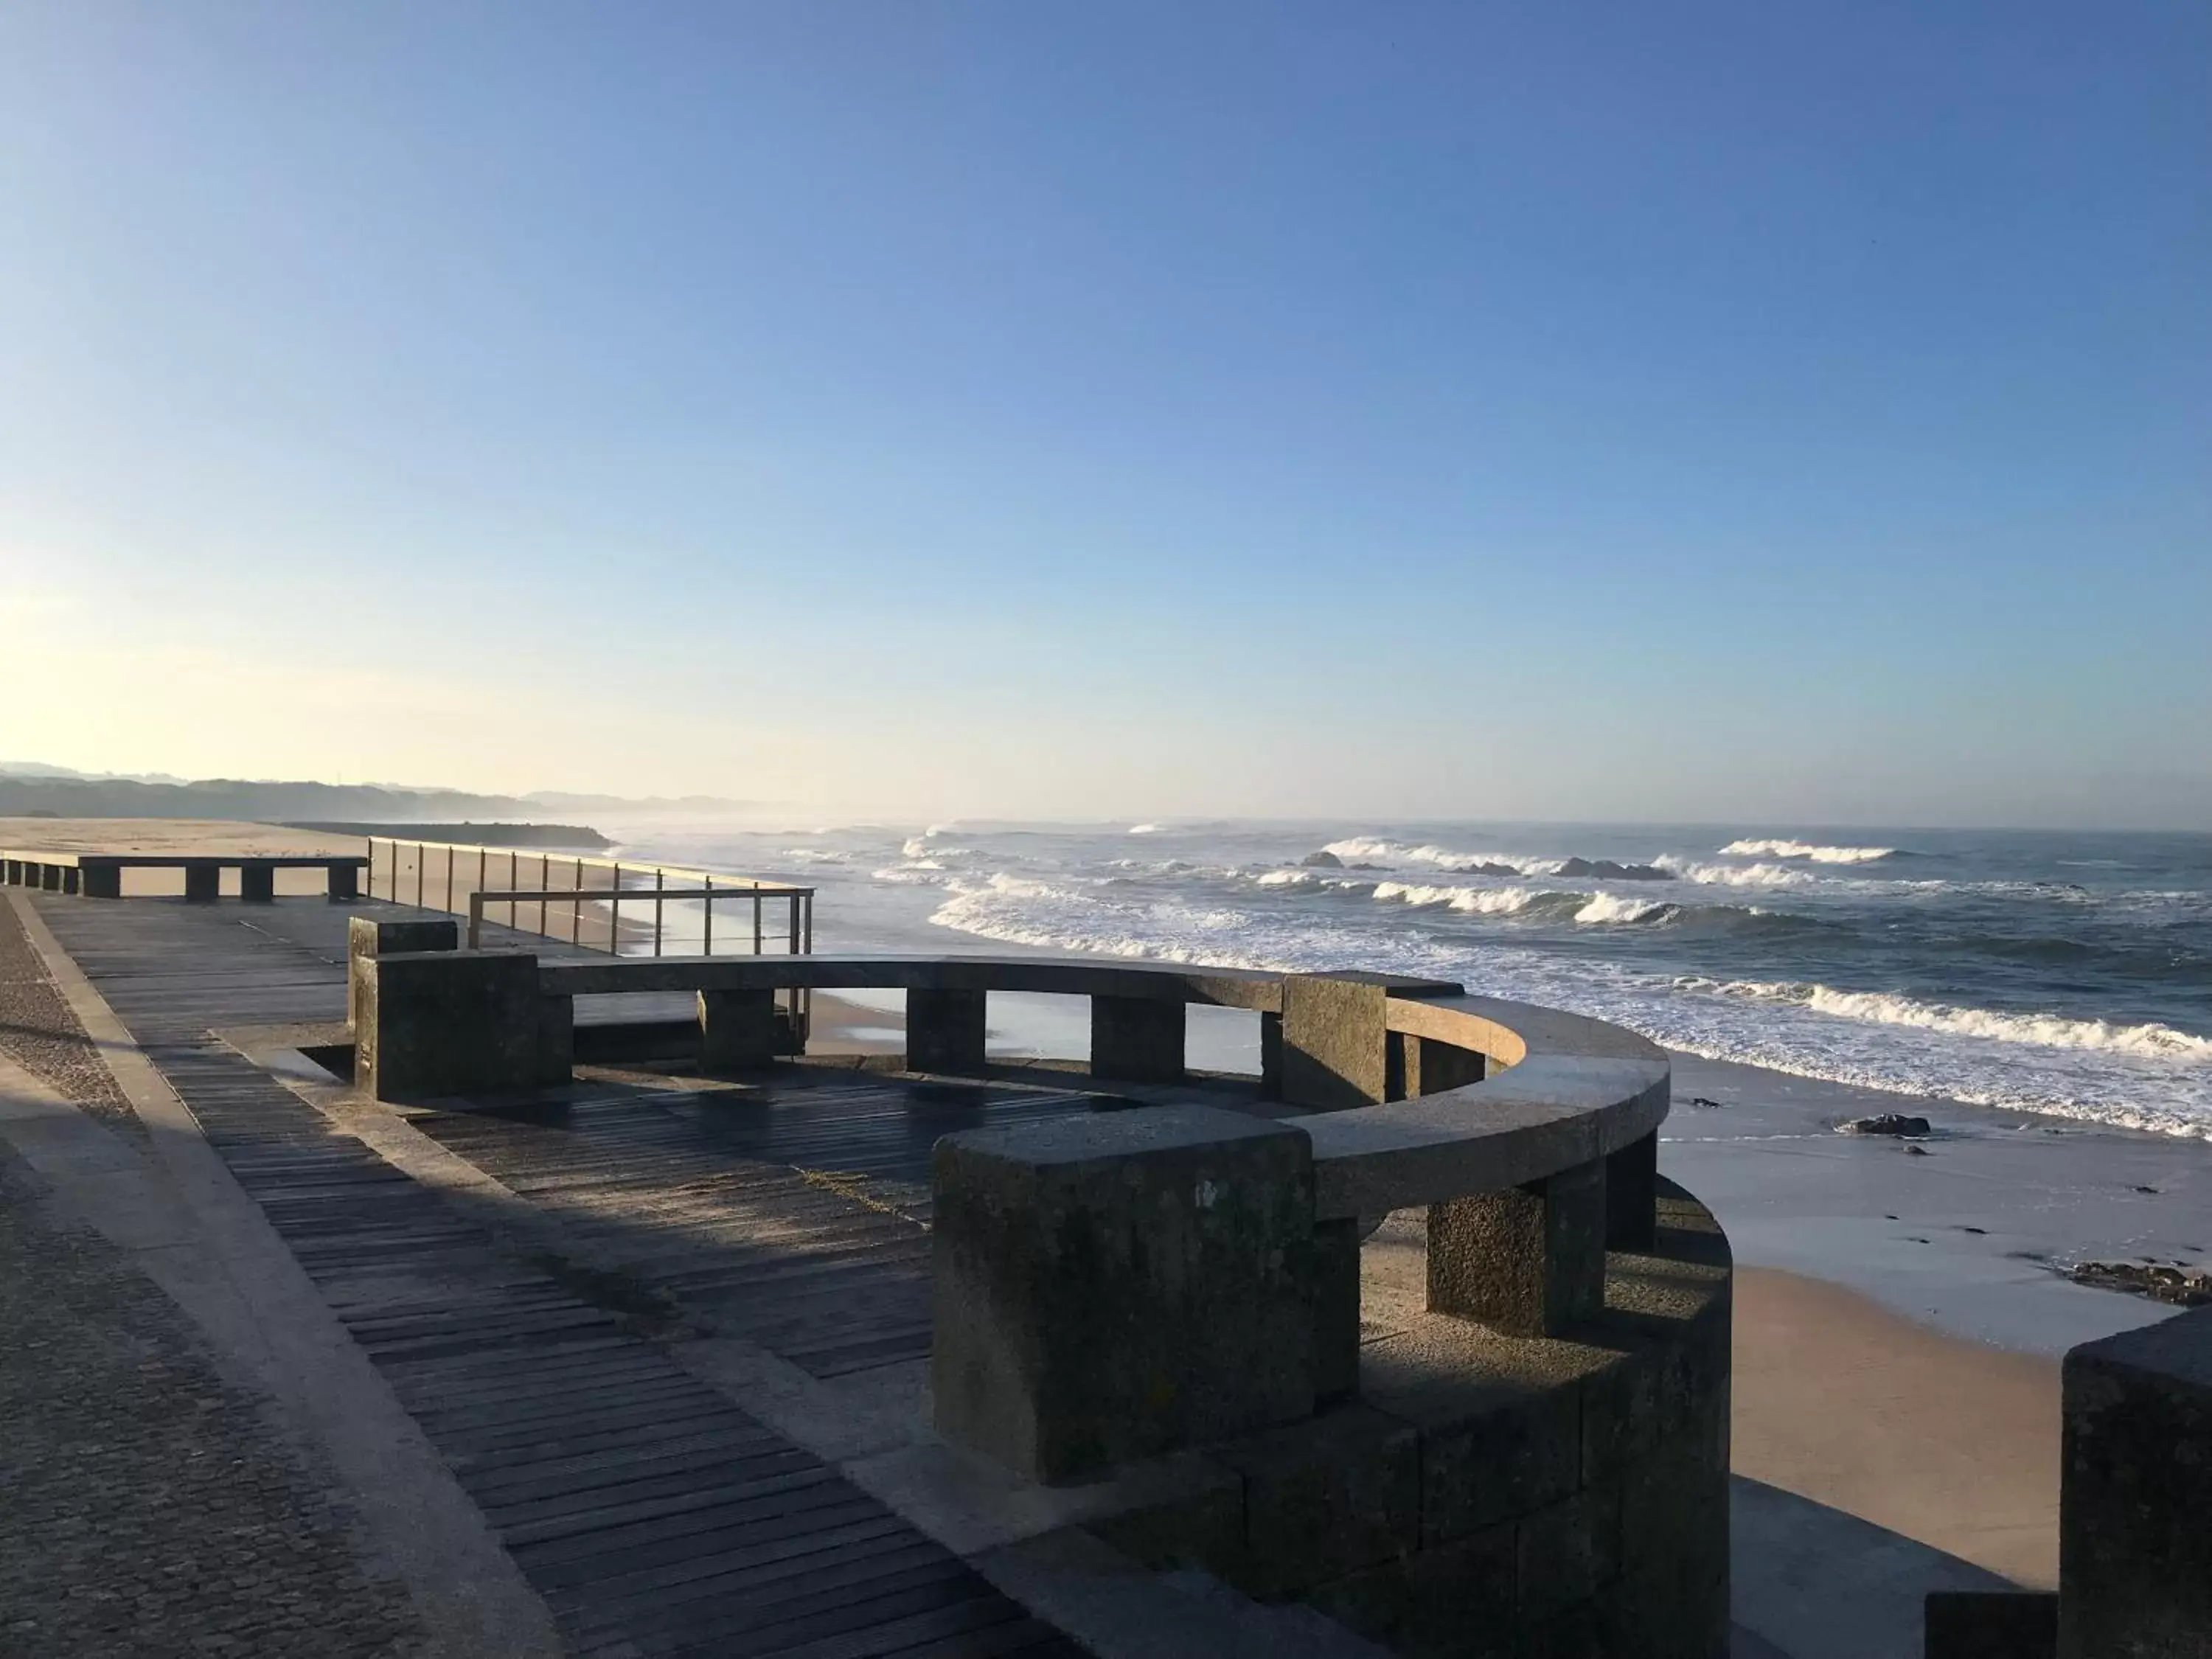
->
[1686,1096,1725,1110]
[2070,1262,2212,1307]
[1301,851,1345,869]
[1906,1144,1932,1156]
[1838,1113,1933,1138]
[1553,858,1670,881]
[1468,861,1521,877]
[2134,1185,2160,1195]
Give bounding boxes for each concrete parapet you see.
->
[39,862,63,893]
[1428,1158,1607,1338]
[698,987,778,1073]
[239,860,276,903]
[347,915,459,1026]
[58,866,80,896]
[2059,1303,2212,1658]
[932,1105,1323,1484]
[355,949,541,1102]
[183,860,220,902]
[1095,1181,1733,1658]
[1400,1033,1485,1099]
[908,987,986,1076]
[1090,995,1185,1083]
[1279,975,1388,1110]
[327,863,360,901]
[80,862,122,899]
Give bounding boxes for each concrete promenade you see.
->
[4,891,1418,1658]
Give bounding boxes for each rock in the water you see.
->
[2070,1261,2212,1307]
[1554,858,1672,881]
[1838,1113,1933,1138]
[1300,850,1343,869]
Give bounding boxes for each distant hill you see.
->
[285,821,613,849]
[0,765,753,824]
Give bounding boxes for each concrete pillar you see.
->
[59,867,80,896]
[80,862,122,899]
[327,862,361,902]
[1091,995,1184,1084]
[1925,1592,2056,1659]
[537,994,574,1086]
[239,861,276,903]
[183,861,220,902]
[1404,1035,1486,1099]
[1,859,17,886]
[347,914,459,1026]
[1606,1129,1660,1250]
[1427,1158,1607,1338]
[2059,1304,2212,1657]
[1279,975,1388,1110]
[38,863,63,893]
[355,949,542,1102]
[698,987,778,1073]
[1312,1216,1363,1405]
[908,987,987,1076]
[933,1105,1322,1483]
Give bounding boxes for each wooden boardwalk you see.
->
[34,895,1094,1659]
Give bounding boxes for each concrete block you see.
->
[698,987,778,1072]
[80,862,121,899]
[347,915,459,1026]
[537,994,574,1085]
[932,1105,1322,1484]
[355,950,542,1102]
[1280,975,1388,1110]
[2059,1304,2212,1658]
[1925,1591,2057,1659]
[1305,1520,1517,1659]
[58,866,80,896]
[1260,1012,1283,1097]
[40,863,65,893]
[1518,1485,1621,1623]
[1606,1129,1658,1249]
[1091,995,1184,1083]
[183,860,220,902]
[1417,1378,1582,1545]
[1312,1216,1363,1405]
[909,986,986,1076]
[327,863,361,901]
[1405,1034,1486,1098]
[1428,1158,1607,1337]
[239,860,276,902]
[1212,1402,1422,1596]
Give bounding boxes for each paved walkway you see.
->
[9,894,1090,1659]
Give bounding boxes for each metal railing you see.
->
[364,836,814,960]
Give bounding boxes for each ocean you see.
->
[597,818,2212,1140]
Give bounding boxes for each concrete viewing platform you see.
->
[1,876,2200,1658]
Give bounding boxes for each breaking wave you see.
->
[1720,838,1899,863]
[1682,978,2212,1060]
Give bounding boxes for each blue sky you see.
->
[4,1,2206,825]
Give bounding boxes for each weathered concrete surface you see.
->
[238,860,276,902]
[1279,975,1388,1111]
[345,914,458,1026]
[1427,1158,1607,1337]
[933,1105,1322,1483]
[1092,994,1185,1083]
[1400,1034,1484,1099]
[355,949,540,1102]
[2059,1304,2212,1658]
[1607,1127,1660,1249]
[698,984,778,1072]
[1925,1590,2058,1659]
[910,985,988,1075]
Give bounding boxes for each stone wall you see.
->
[1093,1181,1732,1659]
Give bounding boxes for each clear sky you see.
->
[4,2,2206,827]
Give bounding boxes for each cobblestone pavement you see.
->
[0,1148,434,1658]
[0,898,139,1138]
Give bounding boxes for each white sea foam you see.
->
[1324,837,1537,873]
[1682,978,2212,1060]
[1657,858,1823,890]
[1372,881,1542,914]
[1720,838,1897,863]
[1573,893,1676,925]
[1128,823,1164,835]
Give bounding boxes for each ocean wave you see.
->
[1657,857,1823,890]
[1573,893,1680,925]
[1323,837,1531,874]
[1720,838,1898,863]
[1373,880,1544,914]
[778,847,854,866]
[1681,978,2212,1060]
[1128,823,1164,835]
